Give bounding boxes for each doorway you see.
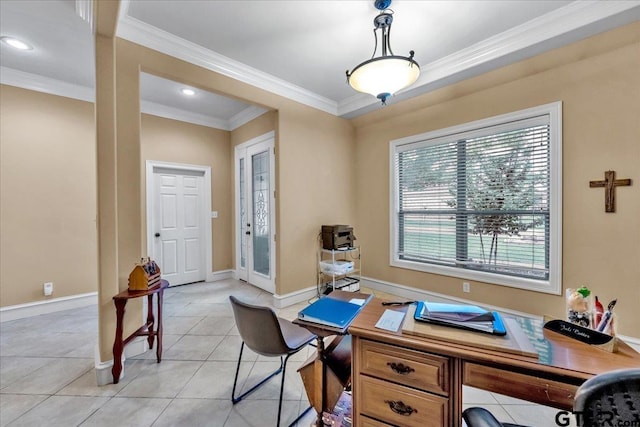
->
[146,161,212,286]
[234,132,276,294]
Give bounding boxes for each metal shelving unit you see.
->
[318,246,361,294]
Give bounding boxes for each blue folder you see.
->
[415,301,507,336]
[298,297,364,329]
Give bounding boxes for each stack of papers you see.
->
[415,301,506,336]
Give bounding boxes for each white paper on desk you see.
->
[349,298,366,306]
[375,309,406,332]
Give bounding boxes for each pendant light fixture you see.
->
[347,0,420,105]
[346,0,420,105]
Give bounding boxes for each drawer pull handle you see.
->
[387,362,415,375]
[384,399,417,416]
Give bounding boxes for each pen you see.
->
[382,301,417,306]
[596,299,617,332]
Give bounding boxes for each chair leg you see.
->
[288,405,313,427]
[276,354,290,426]
[231,342,284,404]
[233,343,314,427]
[278,353,315,427]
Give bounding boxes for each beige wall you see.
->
[230,110,277,148]
[352,23,640,336]
[276,107,355,294]
[141,113,233,272]
[230,108,356,294]
[0,85,98,306]
[92,35,354,360]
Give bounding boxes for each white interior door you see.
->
[150,166,207,286]
[235,132,276,294]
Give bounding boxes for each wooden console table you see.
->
[112,279,169,384]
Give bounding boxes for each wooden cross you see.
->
[589,170,632,213]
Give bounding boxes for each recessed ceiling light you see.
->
[181,88,195,96]
[0,36,33,51]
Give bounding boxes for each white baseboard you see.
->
[95,338,149,386]
[619,335,640,352]
[206,269,233,282]
[0,292,98,322]
[273,285,319,309]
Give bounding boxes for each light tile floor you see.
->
[0,279,572,426]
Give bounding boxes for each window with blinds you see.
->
[391,103,562,293]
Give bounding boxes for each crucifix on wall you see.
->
[589,170,632,213]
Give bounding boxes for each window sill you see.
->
[390,258,561,295]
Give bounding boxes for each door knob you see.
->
[155,233,160,237]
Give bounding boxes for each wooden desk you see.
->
[112,279,169,384]
[349,297,640,427]
[294,290,372,423]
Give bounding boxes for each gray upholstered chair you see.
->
[229,296,316,426]
[573,368,640,427]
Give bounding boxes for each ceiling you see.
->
[1,0,639,127]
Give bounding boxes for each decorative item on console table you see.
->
[128,258,161,291]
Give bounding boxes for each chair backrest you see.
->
[229,296,289,357]
[573,368,640,427]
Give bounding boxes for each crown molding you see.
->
[414,0,640,89]
[116,14,338,116]
[141,101,268,131]
[340,1,640,118]
[0,66,95,102]
[141,100,231,130]
[228,105,269,131]
[117,0,640,119]
[1,66,262,130]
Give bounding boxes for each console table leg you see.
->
[112,299,127,384]
[147,293,155,350]
[156,289,164,363]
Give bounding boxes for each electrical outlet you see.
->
[462,282,471,293]
[43,282,53,296]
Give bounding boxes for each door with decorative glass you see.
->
[234,132,275,293]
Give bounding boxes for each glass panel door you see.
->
[234,133,275,293]
[251,150,270,277]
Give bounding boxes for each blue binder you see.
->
[298,297,364,329]
[415,301,507,336]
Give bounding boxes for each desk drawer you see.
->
[359,339,449,396]
[361,416,393,427]
[358,375,448,427]
[464,363,578,410]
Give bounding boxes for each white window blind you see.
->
[391,103,562,292]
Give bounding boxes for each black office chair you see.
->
[573,368,640,427]
[229,296,317,427]
[462,407,529,427]
[463,368,640,427]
